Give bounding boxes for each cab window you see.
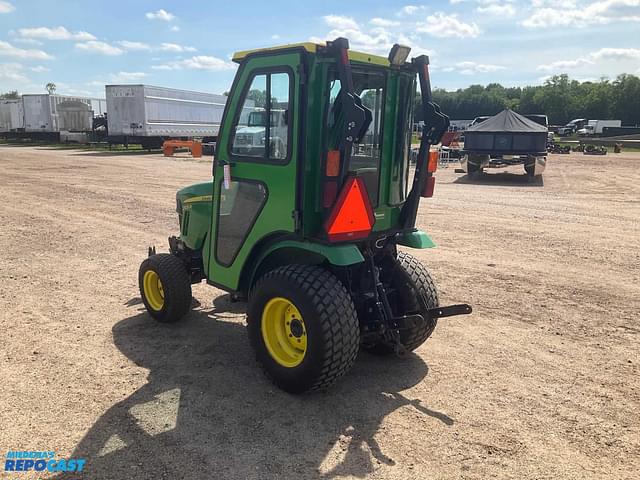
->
[231,72,290,161]
[326,68,385,205]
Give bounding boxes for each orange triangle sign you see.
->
[324,177,376,242]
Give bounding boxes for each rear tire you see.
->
[139,253,192,323]
[247,265,360,393]
[365,252,439,355]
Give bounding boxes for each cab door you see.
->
[207,53,301,291]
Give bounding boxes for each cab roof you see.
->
[232,42,390,67]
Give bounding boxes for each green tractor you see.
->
[139,38,472,393]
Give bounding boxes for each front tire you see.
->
[139,253,192,323]
[248,265,360,393]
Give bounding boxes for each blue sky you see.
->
[0,0,639,97]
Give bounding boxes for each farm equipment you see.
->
[548,143,570,154]
[138,38,472,393]
[462,109,548,178]
[583,144,607,155]
[162,139,203,158]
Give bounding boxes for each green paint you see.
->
[396,230,436,249]
[173,45,431,293]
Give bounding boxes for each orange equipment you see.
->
[440,131,461,149]
[162,140,203,158]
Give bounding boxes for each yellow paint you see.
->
[182,195,213,205]
[261,297,307,368]
[143,270,164,311]
[232,42,390,66]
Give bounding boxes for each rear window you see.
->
[325,67,386,206]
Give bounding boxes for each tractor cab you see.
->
[140,38,471,393]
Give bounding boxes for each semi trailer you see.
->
[19,94,106,141]
[0,99,24,133]
[105,85,228,149]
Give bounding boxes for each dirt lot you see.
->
[0,145,638,479]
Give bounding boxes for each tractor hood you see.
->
[176,181,213,213]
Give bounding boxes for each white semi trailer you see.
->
[0,99,24,133]
[106,85,228,149]
[21,94,106,140]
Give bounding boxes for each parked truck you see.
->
[557,118,588,136]
[105,84,227,149]
[577,119,622,136]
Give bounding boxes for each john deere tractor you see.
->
[139,38,471,393]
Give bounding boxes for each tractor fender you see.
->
[241,239,365,293]
[396,230,436,249]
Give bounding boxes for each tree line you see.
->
[418,74,640,126]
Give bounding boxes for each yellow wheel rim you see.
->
[143,270,165,311]
[261,297,307,368]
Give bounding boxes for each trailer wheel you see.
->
[366,252,440,355]
[139,253,192,323]
[247,265,360,393]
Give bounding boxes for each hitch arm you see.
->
[427,304,473,319]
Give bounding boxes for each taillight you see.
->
[326,150,340,176]
[323,150,341,207]
[427,150,438,173]
[421,176,435,198]
[324,177,375,242]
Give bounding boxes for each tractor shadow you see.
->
[53,305,453,480]
[454,171,544,187]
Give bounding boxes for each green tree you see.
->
[416,74,640,126]
[0,90,19,99]
[46,82,56,94]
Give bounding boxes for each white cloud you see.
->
[537,58,594,71]
[110,71,147,82]
[311,14,435,59]
[30,65,50,72]
[591,47,640,61]
[160,42,197,53]
[0,40,53,60]
[18,26,96,41]
[418,13,481,38]
[146,9,175,21]
[523,0,640,28]
[323,15,359,30]
[153,55,235,71]
[370,18,400,27]
[88,72,146,86]
[13,38,43,46]
[398,5,428,16]
[116,40,152,51]
[477,3,516,16]
[170,26,180,32]
[536,48,640,73]
[0,1,15,13]
[0,63,28,82]
[444,61,506,74]
[271,34,280,40]
[75,41,123,56]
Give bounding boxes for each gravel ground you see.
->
[0,145,638,479]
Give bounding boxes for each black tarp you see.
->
[464,109,547,154]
